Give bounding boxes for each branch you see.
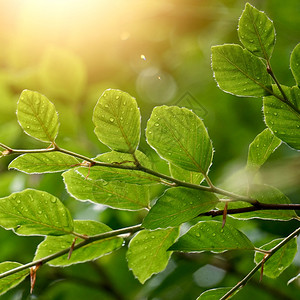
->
[0,224,142,280]
[220,226,300,300]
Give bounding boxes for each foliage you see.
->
[0,2,299,300]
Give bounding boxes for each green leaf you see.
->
[146,106,213,174]
[290,43,300,86]
[93,89,141,153]
[169,221,254,253]
[263,85,300,150]
[143,188,219,229]
[169,163,204,184]
[229,184,297,221]
[17,90,59,143]
[238,3,275,60]
[246,128,281,172]
[126,227,179,283]
[211,44,272,97]
[255,237,297,278]
[197,287,232,300]
[63,169,150,210]
[34,220,123,266]
[0,262,29,296]
[77,151,160,185]
[8,152,80,174]
[0,189,74,236]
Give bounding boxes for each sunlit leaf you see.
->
[146,106,213,174]
[238,3,275,60]
[290,43,300,86]
[34,220,123,266]
[63,169,150,210]
[255,238,297,278]
[246,128,281,172]
[211,44,272,97]
[143,188,218,229]
[93,89,141,153]
[17,90,59,142]
[127,227,179,283]
[9,152,80,174]
[169,163,204,184]
[263,85,300,150]
[0,262,29,296]
[197,287,232,300]
[169,221,254,253]
[0,189,74,236]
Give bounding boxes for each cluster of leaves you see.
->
[0,3,299,299]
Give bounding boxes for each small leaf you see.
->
[263,85,300,150]
[255,238,297,278]
[0,189,74,236]
[34,220,123,266]
[146,106,213,174]
[238,3,275,60]
[169,221,254,253]
[169,163,204,184]
[93,89,141,153]
[143,188,219,229]
[211,44,272,97]
[63,169,150,210]
[197,287,232,300]
[0,262,29,296]
[77,151,159,185]
[246,128,281,172]
[290,43,300,86]
[9,152,80,174]
[17,90,59,142]
[126,227,179,283]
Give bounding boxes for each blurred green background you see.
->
[0,0,299,299]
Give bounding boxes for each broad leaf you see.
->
[169,163,204,184]
[17,90,59,142]
[263,85,300,150]
[255,238,297,278]
[127,227,179,283]
[246,128,281,172]
[34,220,123,266]
[9,152,80,174]
[143,188,219,229]
[228,184,297,221]
[290,43,300,86]
[63,169,150,210]
[197,287,232,300]
[93,89,141,153]
[146,106,213,174]
[0,262,29,296]
[169,221,254,253]
[0,189,74,236]
[238,3,275,61]
[211,44,272,97]
[77,151,160,185]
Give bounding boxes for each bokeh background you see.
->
[0,0,299,299]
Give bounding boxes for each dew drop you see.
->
[103,93,107,97]
[123,101,126,106]
[154,123,159,127]
[274,130,278,133]
[26,125,30,129]
[104,104,109,108]
[109,117,114,122]
[273,112,278,116]
[189,201,193,205]
[51,198,57,203]
[38,211,42,215]
[16,199,21,204]
[151,235,155,239]
[148,131,152,134]
[116,95,120,100]
[196,233,200,237]
[212,233,216,237]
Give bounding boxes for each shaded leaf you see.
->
[127,227,179,283]
[63,169,150,210]
[93,89,141,153]
[246,128,281,172]
[290,43,300,86]
[211,44,272,97]
[146,106,213,174]
[255,237,297,278]
[197,287,232,300]
[238,3,275,60]
[143,187,219,229]
[34,220,123,266]
[0,262,29,296]
[169,221,254,253]
[0,189,74,236]
[17,90,59,142]
[169,163,204,184]
[263,85,300,150]
[9,152,80,174]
